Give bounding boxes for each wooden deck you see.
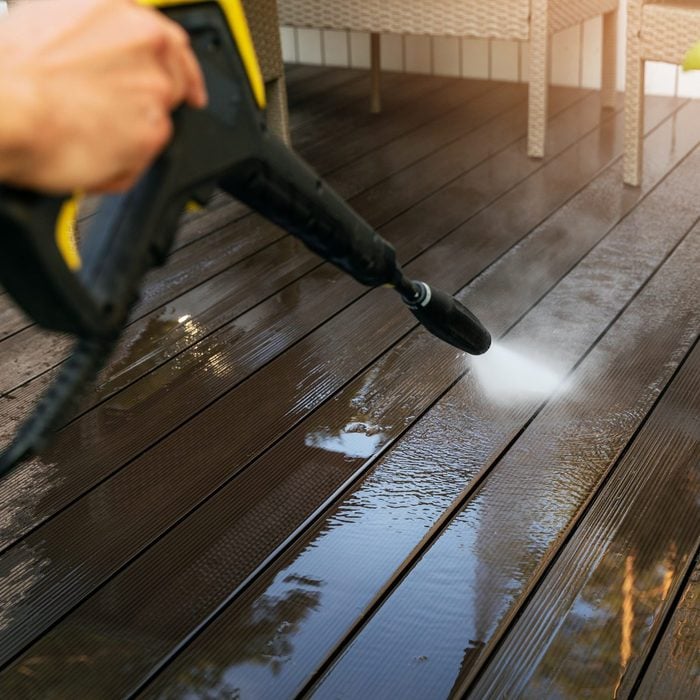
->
[0,67,698,699]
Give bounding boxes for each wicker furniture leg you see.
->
[266,76,291,144]
[242,0,291,143]
[623,0,644,186]
[601,8,618,109]
[528,0,550,158]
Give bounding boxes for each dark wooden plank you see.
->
[0,194,253,340]
[282,64,325,86]
[636,561,700,699]
[287,71,431,132]
[0,212,286,396]
[292,78,494,170]
[0,305,25,344]
[468,344,700,698]
[0,99,693,696]
[294,222,700,699]
[284,67,367,107]
[138,153,700,698]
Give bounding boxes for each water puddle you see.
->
[305,420,388,460]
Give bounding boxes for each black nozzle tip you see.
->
[404,282,491,355]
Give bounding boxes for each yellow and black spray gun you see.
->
[0,0,490,475]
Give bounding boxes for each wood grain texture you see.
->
[146,142,700,700]
[636,560,700,700]
[0,70,697,699]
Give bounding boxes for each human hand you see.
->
[0,0,208,193]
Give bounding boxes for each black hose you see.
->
[0,336,114,477]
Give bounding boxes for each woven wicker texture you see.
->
[601,8,618,108]
[241,0,290,141]
[279,0,531,40]
[624,0,700,184]
[641,2,700,63]
[550,0,618,33]
[528,0,550,158]
[280,1,620,40]
[243,0,284,80]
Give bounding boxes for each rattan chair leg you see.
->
[624,0,644,186]
[623,57,644,186]
[527,0,550,159]
[266,77,291,144]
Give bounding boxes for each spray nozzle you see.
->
[399,280,491,355]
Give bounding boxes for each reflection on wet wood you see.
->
[0,69,697,699]
[269,146,700,700]
[637,562,700,699]
[468,343,700,698]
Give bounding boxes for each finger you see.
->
[159,22,208,109]
[179,42,208,108]
[156,31,189,108]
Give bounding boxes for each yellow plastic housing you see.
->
[55,196,82,271]
[138,0,266,108]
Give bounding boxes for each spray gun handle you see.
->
[0,186,107,336]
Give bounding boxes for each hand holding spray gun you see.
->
[0,0,491,476]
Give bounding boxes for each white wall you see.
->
[280,0,700,99]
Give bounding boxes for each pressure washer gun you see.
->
[0,0,490,475]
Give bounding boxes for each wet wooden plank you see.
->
[636,561,700,699]
[293,78,495,172]
[282,64,324,86]
[468,344,699,698]
[300,237,700,697]
[284,67,367,107]
[287,71,434,133]
[0,305,25,344]
[0,98,692,696]
[135,145,700,699]
[0,195,253,341]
